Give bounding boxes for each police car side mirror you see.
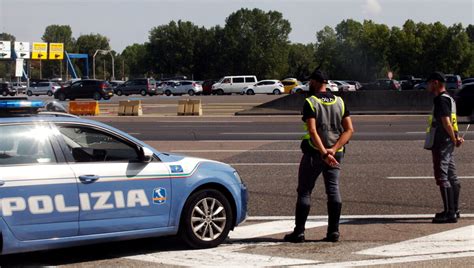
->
[140,147,154,163]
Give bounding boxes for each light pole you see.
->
[93,49,115,80]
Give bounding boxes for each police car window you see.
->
[57,126,140,162]
[0,124,56,166]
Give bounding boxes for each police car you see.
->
[0,98,248,255]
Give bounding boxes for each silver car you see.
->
[26,82,61,96]
[163,81,203,96]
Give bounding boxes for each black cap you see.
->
[426,71,446,83]
[309,69,329,83]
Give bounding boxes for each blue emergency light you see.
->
[0,99,44,109]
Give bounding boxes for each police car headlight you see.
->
[233,171,243,184]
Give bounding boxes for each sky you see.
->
[0,0,473,53]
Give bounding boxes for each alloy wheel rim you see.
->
[191,197,226,241]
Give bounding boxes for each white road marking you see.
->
[171,149,300,153]
[248,214,474,221]
[387,176,474,179]
[302,251,474,267]
[229,220,327,240]
[126,243,319,267]
[357,225,474,257]
[230,163,299,166]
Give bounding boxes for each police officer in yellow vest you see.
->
[425,72,464,224]
[284,69,354,243]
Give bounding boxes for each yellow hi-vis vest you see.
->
[424,92,458,150]
[302,95,345,152]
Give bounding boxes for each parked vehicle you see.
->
[54,79,114,101]
[399,75,423,90]
[202,79,218,95]
[333,80,356,91]
[281,78,301,94]
[241,80,284,95]
[445,74,462,91]
[26,82,61,96]
[12,82,27,94]
[290,82,339,94]
[163,81,203,96]
[455,82,474,117]
[0,82,17,96]
[109,80,125,89]
[211,76,258,95]
[327,80,339,92]
[343,80,362,90]
[360,79,401,91]
[462,78,474,85]
[114,78,157,96]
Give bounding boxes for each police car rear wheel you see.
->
[180,189,233,248]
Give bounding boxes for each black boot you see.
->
[433,187,457,224]
[452,183,461,218]
[324,202,342,242]
[284,203,310,243]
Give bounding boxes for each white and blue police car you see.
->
[0,98,248,254]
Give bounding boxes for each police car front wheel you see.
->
[180,189,233,249]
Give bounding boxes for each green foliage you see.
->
[0,33,16,80]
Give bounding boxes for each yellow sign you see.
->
[49,43,64,60]
[32,42,48,60]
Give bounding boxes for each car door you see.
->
[53,123,171,235]
[0,123,79,240]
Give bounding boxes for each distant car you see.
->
[114,78,157,96]
[399,75,423,90]
[163,81,203,96]
[414,81,427,90]
[333,80,356,91]
[212,76,258,95]
[202,79,218,95]
[290,82,339,94]
[281,78,301,94]
[462,78,474,85]
[241,80,284,95]
[455,82,474,117]
[0,82,17,96]
[445,74,462,90]
[343,80,362,91]
[109,80,125,89]
[11,82,27,94]
[26,82,61,97]
[54,79,114,101]
[361,79,401,91]
[327,80,339,92]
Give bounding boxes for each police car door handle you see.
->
[79,175,99,184]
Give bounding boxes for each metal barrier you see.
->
[69,101,99,116]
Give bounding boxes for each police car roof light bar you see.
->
[0,99,44,109]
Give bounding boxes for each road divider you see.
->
[69,101,99,116]
[178,99,202,116]
[118,100,143,116]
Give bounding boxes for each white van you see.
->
[211,75,258,95]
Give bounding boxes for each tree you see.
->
[41,25,75,79]
[287,43,316,80]
[222,8,292,79]
[75,33,111,78]
[121,43,149,79]
[0,33,16,80]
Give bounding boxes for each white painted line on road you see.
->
[221,132,304,135]
[230,163,299,166]
[172,149,300,153]
[126,242,319,267]
[247,214,474,221]
[229,220,327,240]
[303,251,474,267]
[387,176,474,179]
[357,225,474,257]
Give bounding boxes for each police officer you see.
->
[284,69,354,243]
[424,71,464,223]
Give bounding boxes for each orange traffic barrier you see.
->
[69,101,99,116]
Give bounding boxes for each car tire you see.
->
[140,89,147,96]
[216,89,224,95]
[273,89,281,95]
[164,90,172,96]
[247,89,254,95]
[116,90,123,96]
[58,92,67,101]
[47,91,53,96]
[179,189,233,249]
[188,90,195,96]
[93,92,102,101]
[26,91,33,96]
[10,93,16,96]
